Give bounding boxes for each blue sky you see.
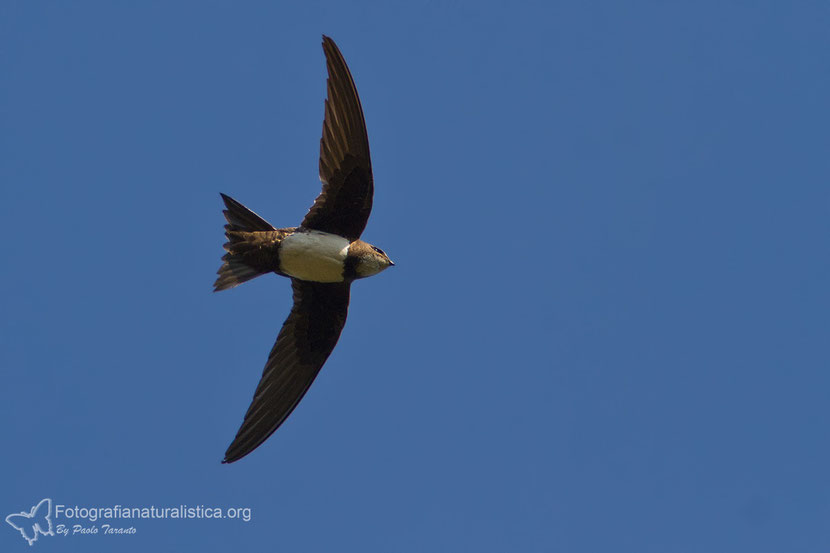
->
[2,1,829,551]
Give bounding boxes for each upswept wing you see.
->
[301,35,373,241]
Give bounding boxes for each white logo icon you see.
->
[6,498,54,546]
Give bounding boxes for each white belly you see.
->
[279,230,350,283]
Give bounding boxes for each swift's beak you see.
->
[388,259,395,267]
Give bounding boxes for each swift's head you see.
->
[347,240,395,279]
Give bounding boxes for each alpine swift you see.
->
[214,36,394,463]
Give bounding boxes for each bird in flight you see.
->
[214,36,394,463]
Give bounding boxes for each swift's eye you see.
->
[371,246,386,256]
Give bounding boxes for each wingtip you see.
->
[222,448,244,464]
[223,438,250,464]
[321,35,340,57]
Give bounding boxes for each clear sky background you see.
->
[2,1,829,551]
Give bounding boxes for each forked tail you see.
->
[214,194,278,291]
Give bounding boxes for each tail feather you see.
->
[215,256,266,291]
[220,193,275,232]
[214,194,280,292]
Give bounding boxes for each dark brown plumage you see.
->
[302,36,374,242]
[216,35,386,464]
[214,194,294,291]
[223,279,350,463]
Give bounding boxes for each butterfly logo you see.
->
[5,498,54,546]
